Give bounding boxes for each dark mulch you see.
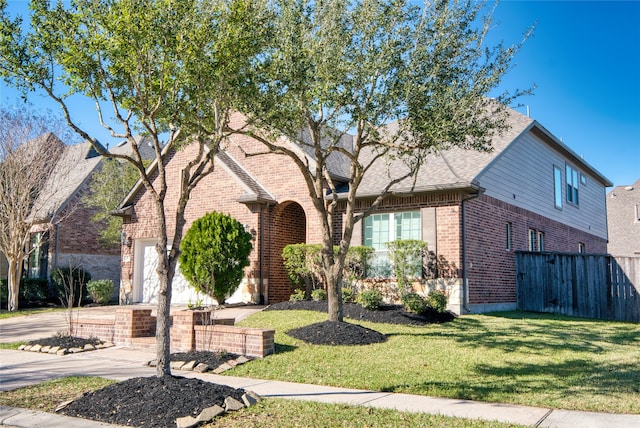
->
[26,336,103,349]
[266,300,456,325]
[268,300,455,347]
[170,350,241,368]
[60,375,246,428]
[287,320,388,345]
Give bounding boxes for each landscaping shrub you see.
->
[387,239,426,295]
[427,290,448,313]
[311,288,327,301]
[341,287,356,303]
[357,289,383,311]
[282,243,322,299]
[344,246,375,280]
[0,278,49,306]
[289,288,306,301]
[179,211,253,304]
[86,279,114,304]
[50,267,91,306]
[402,292,429,315]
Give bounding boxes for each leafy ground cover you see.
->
[234,304,640,414]
[0,376,525,428]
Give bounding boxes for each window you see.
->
[566,164,579,205]
[537,231,545,252]
[364,211,421,277]
[635,205,640,223]
[27,232,49,279]
[506,223,512,251]
[528,229,536,251]
[578,243,586,253]
[553,166,563,209]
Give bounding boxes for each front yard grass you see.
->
[233,310,640,414]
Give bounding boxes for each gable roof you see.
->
[216,151,276,204]
[335,107,611,199]
[31,140,103,222]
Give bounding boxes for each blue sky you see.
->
[1,0,639,188]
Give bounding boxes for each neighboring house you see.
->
[607,179,640,256]
[117,109,612,314]
[25,135,156,299]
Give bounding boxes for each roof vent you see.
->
[625,186,634,191]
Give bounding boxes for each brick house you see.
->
[22,136,156,299]
[25,140,120,292]
[606,179,640,256]
[117,109,611,314]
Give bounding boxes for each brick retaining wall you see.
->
[73,308,274,358]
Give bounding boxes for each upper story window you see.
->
[537,231,545,252]
[578,242,586,253]
[506,222,512,251]
[553,166,563,209]
[528,229,536,251]
[566,164,579,205]
[364,210,421,277]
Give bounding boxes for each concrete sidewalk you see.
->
[1,306,639,427]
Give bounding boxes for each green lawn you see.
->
[233,309,640,414]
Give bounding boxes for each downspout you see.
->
[460,192,482,314]
[259,206,265,305]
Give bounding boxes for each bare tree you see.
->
[0,104,68,311]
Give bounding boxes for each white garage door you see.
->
[136,241,243,305]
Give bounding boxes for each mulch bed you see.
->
[268,300,455,346]
[59,375,247,428]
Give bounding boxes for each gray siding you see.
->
[476,132,608,240]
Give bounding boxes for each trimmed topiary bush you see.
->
[179,211,253,304]
[87,279,114,304]
[357,289,383,311]
[427,290,448,313]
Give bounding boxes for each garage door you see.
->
[136,241,242,305]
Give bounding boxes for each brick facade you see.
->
[121,121,320,305]
[464,194,608,311]
[121,114,610,313]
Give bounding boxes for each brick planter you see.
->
[72,308,275,358]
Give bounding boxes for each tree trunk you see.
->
[155,248,172,377]
[326,265,343,322]
[7,260,21,312]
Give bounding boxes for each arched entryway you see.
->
[268,201,306,302]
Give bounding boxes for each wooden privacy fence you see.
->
[516,252,639,323]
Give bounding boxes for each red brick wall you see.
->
[268,202,307,302]
[122,116,318,304]
[464,194,609,306]
[54,197,119,256]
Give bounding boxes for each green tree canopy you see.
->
[0,0,270,375]
[232,0,532,322]
[179,212,253,304]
